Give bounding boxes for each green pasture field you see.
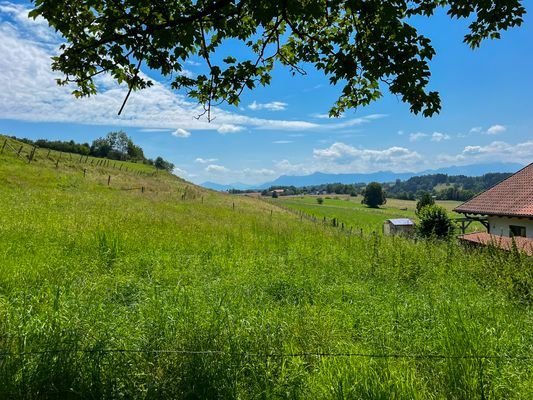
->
[1,138,533,399]
[274,195,483,233]
[0,134,157,174]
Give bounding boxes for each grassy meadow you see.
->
[1,136,533,398]
[274,195,482,234]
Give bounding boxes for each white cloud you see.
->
[205,164,228,173]
[0,10,387,137]
[313,142,422,172]
[242,168,277,177]
[197,137,531,186]
[312,113,333,119]
[273,159,314,175]
[173,167,188,176]
[328,114,387,129]
[217,124,244,134]
[273,140,293,144]
[431,132,450,142]
[486,124,507,135]
[0,2,60,45]
[438,140,533,165]
[248,101,288,111]
[140,128,173,132]
[172,128,191,138]
[467,125,507,136]
[195,157,218,164]
[0,7,346,134]
[409,132,429,141]
[409,131,450,142]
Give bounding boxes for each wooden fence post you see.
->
[141,186,144,193]
[107,175,111,186]
[83,168,86,177]
[17,145,23,158]
[28,147,37,163]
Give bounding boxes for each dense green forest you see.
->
[385,173,512,201]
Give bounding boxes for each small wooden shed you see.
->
[383,218,415,236]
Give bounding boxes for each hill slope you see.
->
[1,135,532,399]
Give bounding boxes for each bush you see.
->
[416,192,435,215]
[417,205,454,239]
[316,197,324,205]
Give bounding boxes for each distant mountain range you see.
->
[200,162,524,191]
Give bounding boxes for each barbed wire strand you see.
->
[1,349,532,360]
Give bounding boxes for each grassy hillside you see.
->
[1,136,533,399]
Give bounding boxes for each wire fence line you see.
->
[263,199,368,237]
[1,136,157,176]
[1,348,532,361]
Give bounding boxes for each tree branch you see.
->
[118,57,143,115]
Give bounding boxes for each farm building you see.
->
[383,218,415,236]
[454,162,533,255]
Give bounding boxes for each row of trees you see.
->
[13,136,91,155]
[11,132,175,172]
[386,172,511,201]
[257,172,512,202]
[261,183,365,197]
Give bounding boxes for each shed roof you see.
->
[387,218,415,226]
[454,163,533,218]
[458,232,533,256]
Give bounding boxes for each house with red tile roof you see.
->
[454,163,533,255]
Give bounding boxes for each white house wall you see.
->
[488,216,533,239]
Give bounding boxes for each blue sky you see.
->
[0,1,532,185]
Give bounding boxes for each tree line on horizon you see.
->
[10,131,175,172]
[239,171,513,202]
[385,172,512,201]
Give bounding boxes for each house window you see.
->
[509,225,526,237]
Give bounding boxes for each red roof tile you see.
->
[458,232,533,256]
[454,163,533,217]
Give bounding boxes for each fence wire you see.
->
[1,348,532,360]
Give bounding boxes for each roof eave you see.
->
[455,210,533,219]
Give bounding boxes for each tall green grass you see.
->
[1,143,532,398]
